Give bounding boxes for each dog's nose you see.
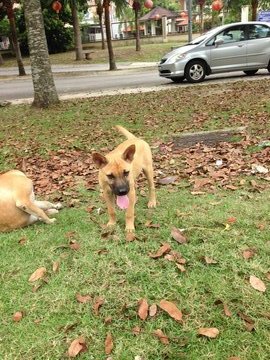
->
[117,187,128,196]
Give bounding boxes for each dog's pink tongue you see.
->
[116,195,129,210]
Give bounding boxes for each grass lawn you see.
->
[1,42,182,68]
[0,79,270,359]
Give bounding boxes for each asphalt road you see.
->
[0,68,269,103]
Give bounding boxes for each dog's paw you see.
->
[106,221,116,228]
[147,200,156,208]
[126,231,136,242]
[47,218,56,224]
[55,202,63,210]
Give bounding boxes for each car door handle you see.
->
[237,44,244,47]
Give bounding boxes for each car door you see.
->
[246,24,270,68]
[207,25,248,73]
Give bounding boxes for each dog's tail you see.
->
[115,125,137,140]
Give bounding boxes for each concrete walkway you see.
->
[0,62,157,77]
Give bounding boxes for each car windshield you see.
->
[186,28,219,45]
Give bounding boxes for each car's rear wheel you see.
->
[185,60,206,83]
[171,77,185,83]
[244,70,258,76]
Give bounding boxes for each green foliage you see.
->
[0,17,9,35]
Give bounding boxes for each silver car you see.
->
[158,21,270,83]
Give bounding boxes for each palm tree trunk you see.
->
[70,1,83,60]
[251,0,258,21]
[96,1,105,50]
[103,0,116,70]
[5,0,26,76]
[24,0,59,108]
[134,8,141,52]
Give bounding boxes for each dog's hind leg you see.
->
[16,199,56,224]
[34,200,62,211]
[143,166,156,208]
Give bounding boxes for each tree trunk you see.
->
[103,0,116,70]
[96,1,105,50]
[5,0,26,76]
[251,0,258,21]
[70,1,83,60]
[0,54,4,65]
[24,0,59,108]
[135,9,141,51]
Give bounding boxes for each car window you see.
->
[247,24,270,39]
[206,25,246,46]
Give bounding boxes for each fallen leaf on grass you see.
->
[159,300,182,321]
[175,263,186,272]
[93,297,104,315]
[228,357,241,360]
[242,249,256,260]
[227,217,237,224]
[18,237,27,245]
[145,220,160,228]
[105,332,113,355]
[52,261,60,272]
[266,272,270,281]
[153,329,170,345]
[68,337,87,357]
[237,312,255,332]
[76,294,92,303]
[214,300,232,317]
[13,311,23,322]
[149,243,171,259]
[149,304,158,317]
[171,227,187,244]
[28,267,46,282]
[104,316,112,325]
[69,241,80,251]
[157,176,178,185]
[249,275,266,292]
[198,327,219,338]
[203,256,218,265]
[138,298,148,320]
[132,326,141,335]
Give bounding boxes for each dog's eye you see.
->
[107,174,115,180]
[123,170,129,177]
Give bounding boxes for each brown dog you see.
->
[0,170,62,232]
[92,126,156,233]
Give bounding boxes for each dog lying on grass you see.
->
[0,170,62,232]
[92,125,156,234]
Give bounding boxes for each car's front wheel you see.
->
[244,70,258,76]
[171,77,185,83]
[185,60,206,83]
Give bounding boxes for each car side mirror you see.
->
[214,38,224,47]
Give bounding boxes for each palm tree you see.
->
[103,0,116,70]
[69,0,84,60]
[96,0,105,49]
[1,0,26,75]
[23,0,59,107]
[132,1,141,51]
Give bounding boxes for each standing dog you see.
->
[0,170,62,232]
[92,125,156,233]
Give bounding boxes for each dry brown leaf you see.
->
[138,298,148,320]
[153,329,170,345]
[76,294,92,303]
[104,316,112,325]
[68,337,87,357]
[149,243,171,259]
[171,227,187,244]
[18,237,27,245]
[228,357,241,360]
[69,241,80,250]
[175,263,186,272]
[242,249,256,260]
[28,267,46,282]
[52,261,60,272]
[249,275,266,292]
[132,326,141,335]
[204,256,218,265]
[237,312,255,332]
[93,297,104,315]
[159,300,182,321]
[105,332,113,355]
[266,272,270,281]
[149,304,158,317]
[13,311,23,322]
[145,220,160,228]
[157,176,178,185]
[198,327,219,338]
[223,303,232,317]
[227,217,237,224]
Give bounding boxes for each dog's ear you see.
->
[92,153,108,168]
[122,144,136,163]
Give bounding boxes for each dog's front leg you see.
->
[103,191,116,227]
[125,190,136,232]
